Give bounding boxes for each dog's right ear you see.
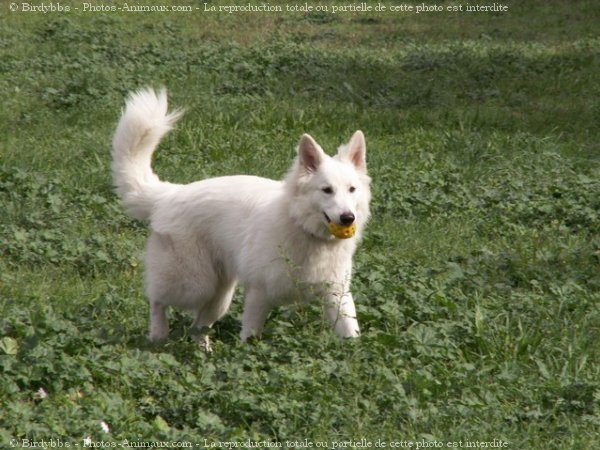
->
[298,134,324,173]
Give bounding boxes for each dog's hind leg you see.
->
[149,301,170,343]
[145,232,219,343]
[191,279,237,351]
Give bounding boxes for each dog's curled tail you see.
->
[111,88,182,220]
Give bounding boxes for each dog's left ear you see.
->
[338,130,367,173]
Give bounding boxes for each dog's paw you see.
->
[148,329,169,344]
[191,326,214,353]
[193,334,213,353]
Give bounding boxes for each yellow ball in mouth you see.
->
[328,222,356,239]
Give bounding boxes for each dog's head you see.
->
[286,131,371,241]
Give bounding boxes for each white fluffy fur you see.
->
[112,88,371,343]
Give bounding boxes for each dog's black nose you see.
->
[340,212,355,225]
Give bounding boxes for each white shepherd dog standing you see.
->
[111,88,371,346]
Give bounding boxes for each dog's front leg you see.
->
[240,287,272,342]
[325,291,360,338]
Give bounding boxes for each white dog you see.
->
[111,88,371,345]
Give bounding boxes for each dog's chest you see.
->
[283,240,353,285]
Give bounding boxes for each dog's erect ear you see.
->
[298,134,324,173]
[338,130,366,173]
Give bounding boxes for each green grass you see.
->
[1,1,600,448]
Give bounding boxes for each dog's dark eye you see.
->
[322,187,334,194]
[349,186,356,193]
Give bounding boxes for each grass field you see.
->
[1,0,600,448]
